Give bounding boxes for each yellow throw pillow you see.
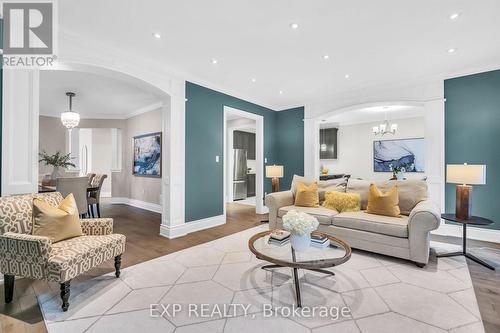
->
[366,184,401,217]
[32,193,84,243]
[323,191,361,212]
[294,181,320,207]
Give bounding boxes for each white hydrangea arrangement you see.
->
[282,210,319,236]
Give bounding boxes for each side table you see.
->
[438,213,496,270]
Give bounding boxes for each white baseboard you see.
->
[111,197,162,214]
[432,222,500,244]
[160,214,226,239]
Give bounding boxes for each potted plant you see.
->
[390,164,408,180]
[282,210,319,251]
[39,151,76,185]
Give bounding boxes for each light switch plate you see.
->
[264,158,267,163]
[216,155,219,163]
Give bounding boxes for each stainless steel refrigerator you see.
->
[233,149,247,200]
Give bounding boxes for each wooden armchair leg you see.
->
[4,275,15,303]
[114,255,122,278]
[60,280,71,312]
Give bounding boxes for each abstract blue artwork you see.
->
[373,138,425,172]
[133,132,162,177]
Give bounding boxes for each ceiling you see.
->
[58,0,500,110]
[40,70,163,118]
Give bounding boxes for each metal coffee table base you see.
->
[261,249,335,307]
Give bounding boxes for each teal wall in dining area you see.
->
[444,69,500,230]
[185,82,304,222]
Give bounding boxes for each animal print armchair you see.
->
[0,192,126,311]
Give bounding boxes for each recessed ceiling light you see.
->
[211,59,218,65]
[323,55,330,60]
[290,23,299,30]
[152,32,161,39]
[344,74,350,79]
[449,13,461,20]
[279,90,284,95]
[251,78,256,83]
[447,48,457,54]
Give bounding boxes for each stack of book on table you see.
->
[311,234,330,248]
[269,229,290,246]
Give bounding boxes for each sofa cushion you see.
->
[366,184,400,217]
[278,205,339,225]
[323,191,360,213]
[332,211,408,238]
[291,175,347,202]
[294,181,320,207]
[47,234,126,282]
[346,179,427,215]
[32,194,84,243]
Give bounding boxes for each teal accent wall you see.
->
[185,82,304,222]
[276,107,304,190]
[444,69,500,230]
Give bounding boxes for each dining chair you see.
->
[88,174,108,218]
[56,176,89,218]
[86,173,96,186]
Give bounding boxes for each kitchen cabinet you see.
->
[247,173,256,197]
[319,128,338,159]
[233,130,256,160]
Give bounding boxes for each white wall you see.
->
[91,128,113,197]
[321,117,425,181]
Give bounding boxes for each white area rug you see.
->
[37,226,485,333]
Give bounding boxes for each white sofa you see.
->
[265,176,441,266]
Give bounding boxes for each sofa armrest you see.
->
[0,233,52,279]
[80,218,114,236]
[408,199,440,233]
[407,199,440,265]
[265,190,294,229]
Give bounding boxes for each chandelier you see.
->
[372,111,397,135]
[60,92,80,131]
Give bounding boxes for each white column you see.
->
[160,79,186,238]
[304,118,320,179]
[424,99,445,211]
[2,69,40,195]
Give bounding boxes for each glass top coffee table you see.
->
[248,230,351,307]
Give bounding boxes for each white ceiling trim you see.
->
[125,102,164,119]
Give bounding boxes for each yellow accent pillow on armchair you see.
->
[32,193,84,243]
[366,184,401,217]
[294,181,320,207]
[323,191,361,212]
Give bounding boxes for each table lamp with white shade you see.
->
[446,163,486,220]
[266,165,284,193]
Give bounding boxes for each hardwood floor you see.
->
[0,202,265,333]
[1,202,499,333]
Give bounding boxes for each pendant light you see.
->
[320,128,327,152]
[60,92,80,131]
[372,109,397,136]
